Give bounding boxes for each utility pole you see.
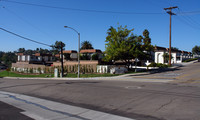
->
[164,6,178,66]
[60,42,64,77]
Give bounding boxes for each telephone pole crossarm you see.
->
[164,6,178,10]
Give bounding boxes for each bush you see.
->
[147,62,157,67]
[30,68,33,73]
[80,54,90,60]
[183,58,197,62]
[148,63,169,68]
[92,53,98,60]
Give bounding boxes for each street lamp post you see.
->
[64,26,80,78]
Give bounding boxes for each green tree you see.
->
[104,26,153,63]
[51,41,65,55]
[163,53,173,63]
[192,45,200,55]
[140,29,154,60]
[80,54,89,60]
[0,51,4,61]
[38,48,50,54]
[64,53,71,60]
[24,49,34,55]
[104,25,142,64]
[1,52,17,67]
[104,26,154,65]
[171,47,179,51]
[80,41,94,50]
[18,48,25,53]
[92,53,98,60]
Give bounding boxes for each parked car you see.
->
[0,66,7,70]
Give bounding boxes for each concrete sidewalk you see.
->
[3,76,174,83]
[0,91,134,120]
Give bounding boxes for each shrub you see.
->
[92,53,98,60]
[38,67,41,74]
[183,58,197,62]
[148,63,169,68]
[147,62,157,67]
[30,68,33,73]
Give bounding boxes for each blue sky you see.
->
[0,0,200,52]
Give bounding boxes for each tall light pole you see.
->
[64,26,80,78]
[164,6,178,66]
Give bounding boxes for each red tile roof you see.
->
[17,53,24,56]
[35,53,52,56]
[61,50,77,54]
[80,49,102,53]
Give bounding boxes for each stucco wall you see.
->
[53,60,99,72]
[53,60,99,66]
[155,52,164,64]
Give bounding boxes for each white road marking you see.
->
[125,86,142,89]
[0,91,135,120]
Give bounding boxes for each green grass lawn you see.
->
[65,73,120,78]
[0,71,121,78]
[0,71,53,78]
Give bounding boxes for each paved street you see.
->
[0,62,200,120]
[0,101,33,120]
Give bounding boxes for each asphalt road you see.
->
[0,62,200,120]
[0,101,33,120]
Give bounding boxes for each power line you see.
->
[0,27,52,47]
[177,10,200,15]
[1,0,164,15]
[1,6,58,42]
[177,8,200,27]
[175,16,200,30]
[175,8,200,30]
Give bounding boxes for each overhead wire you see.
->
[175,8,200,30]
[0,27,52,47]
[1,6,59,42]
[177,10,200,15]
[1,0,164,15]
[177,9,200,26]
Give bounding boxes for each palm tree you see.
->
[80,41,94,50]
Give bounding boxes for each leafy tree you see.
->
[81,41,94,50]
[80,54,90,60]
[192,45,200,55]
[18,48,25,53]
[143,29,151,45]
[140,29,154,61]
[171,47,179,50]
[104,26,154,65]
[104,25,139,64]
[1,52,17,67]
[36,48,40,53]
[51,41,65,55]
[64,53,71,60]
[163,53,173,63]
[0,51,4,61]
[38,48,50,54]
[24,49,34,55]
[92,53,99,60]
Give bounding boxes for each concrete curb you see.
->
[3,76,174,83]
